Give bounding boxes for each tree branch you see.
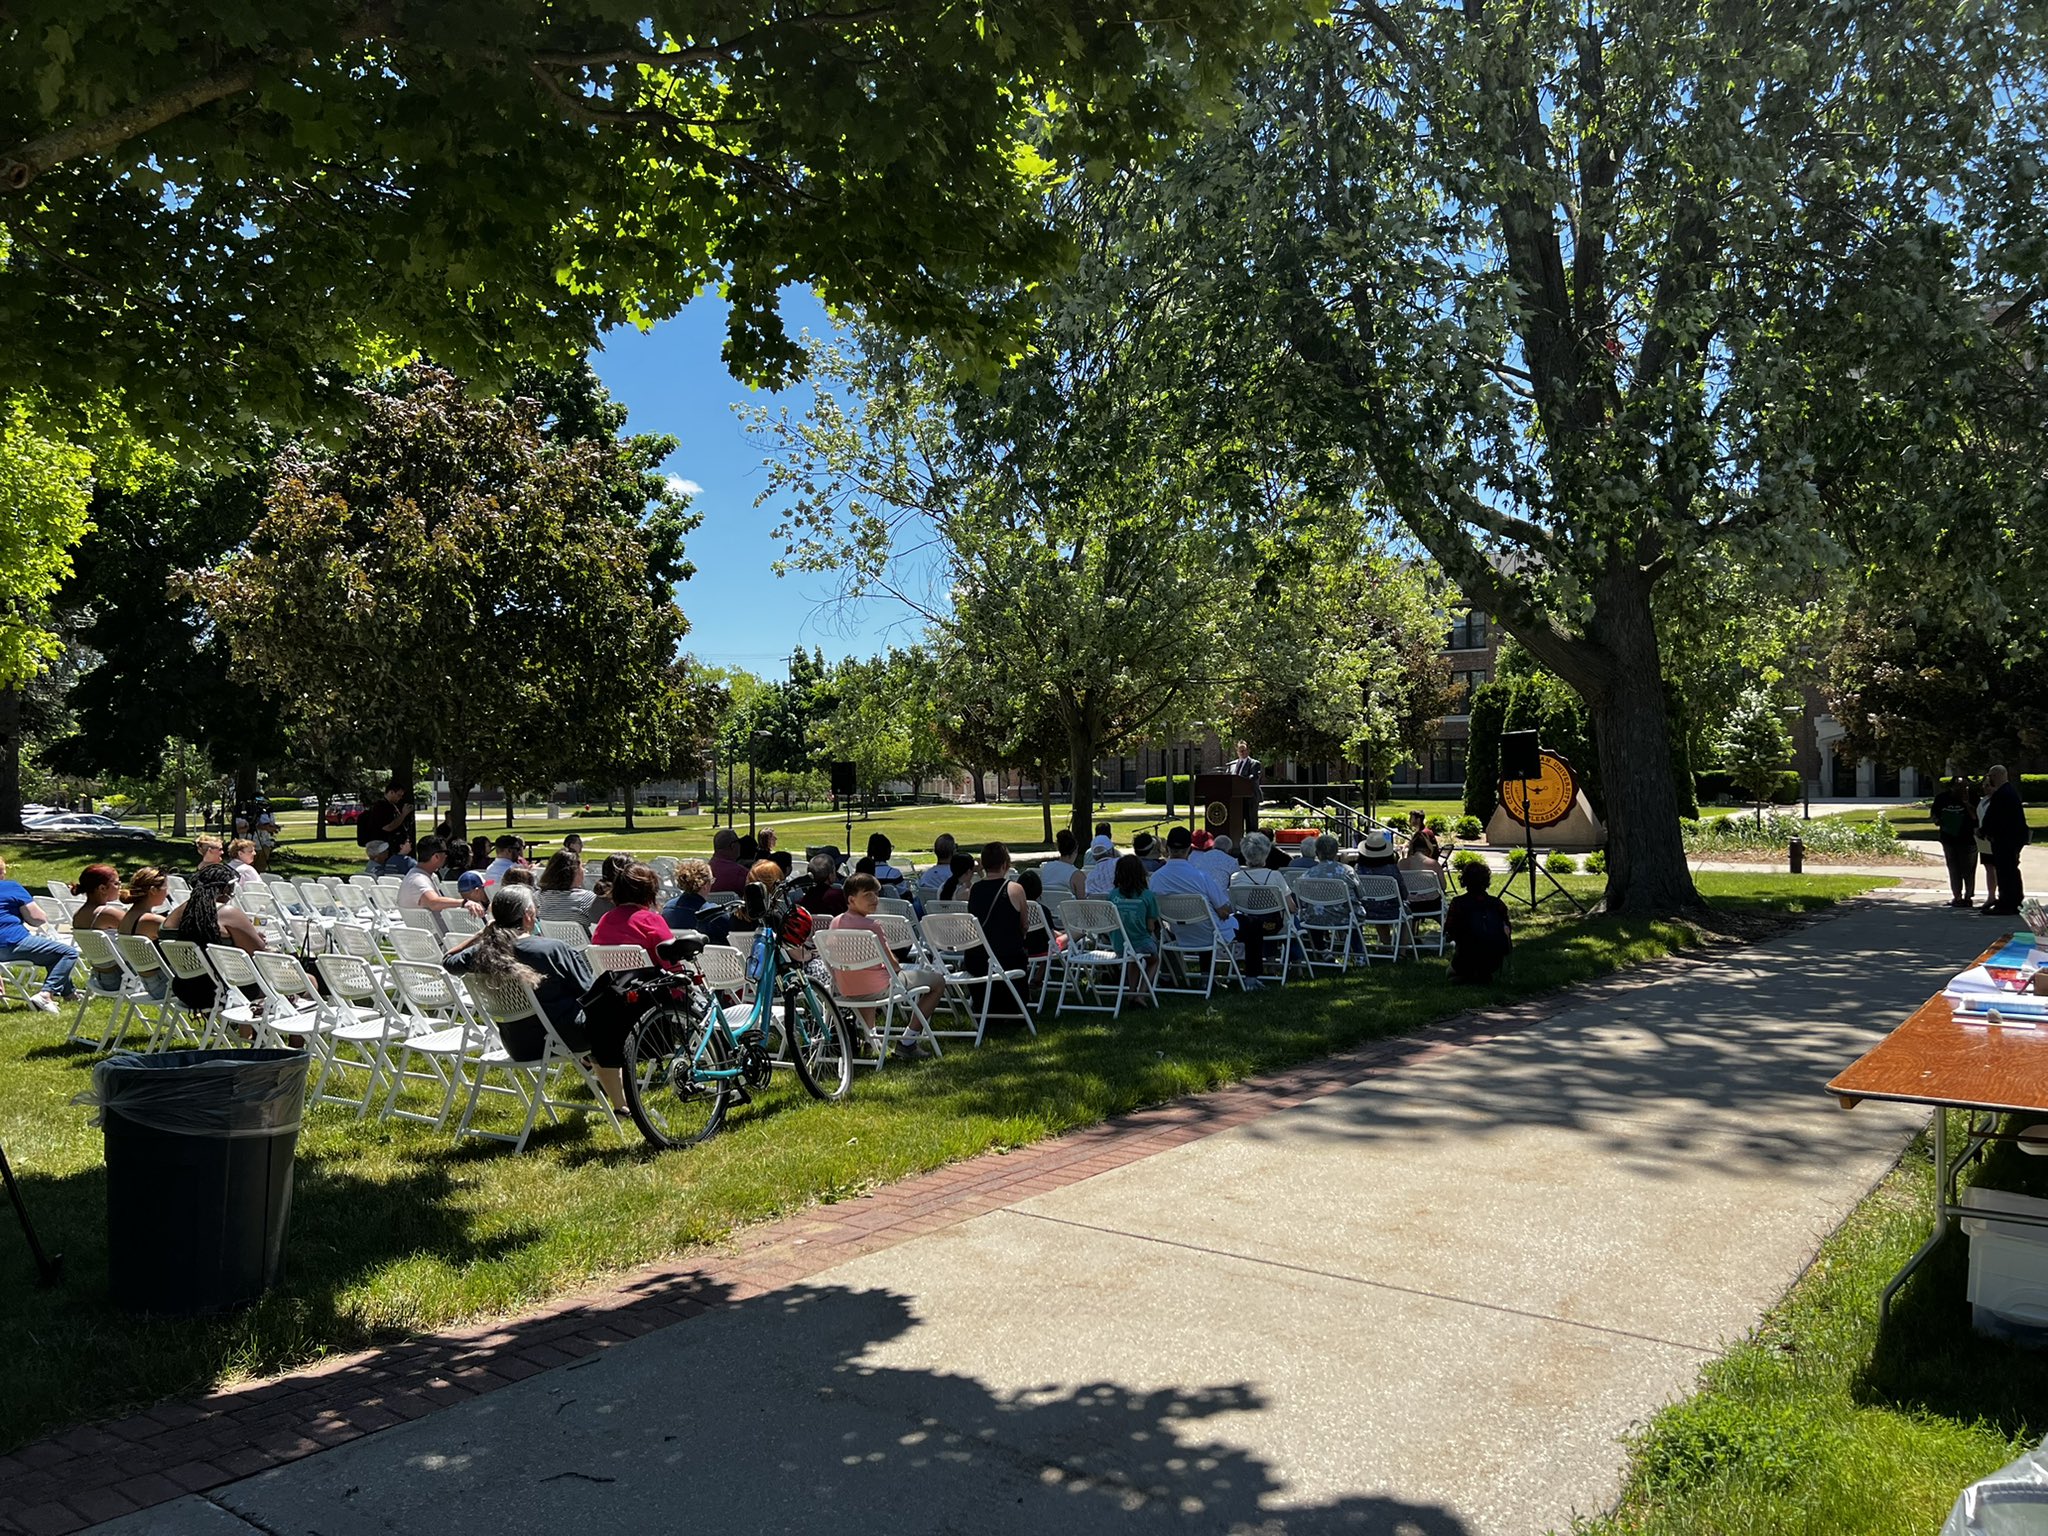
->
[3,59,267,190]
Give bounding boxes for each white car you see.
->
[23,812,157,840]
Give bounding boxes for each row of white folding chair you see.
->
[811,927,930,1066]
[63,928,206,1052]
[915,911,1034,1046]
[1051,898,1157,1018]
[1152,893,1244,1000]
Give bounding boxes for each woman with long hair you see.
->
[113,868,171,997]
[161,862,266,1018]
[72,864,126,932]
[591,863,681,968]
[535,850,595,929]
[586,852,636,924]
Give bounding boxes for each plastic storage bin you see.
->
[1962,1186,2048,1345]
[88,1049,309,1315]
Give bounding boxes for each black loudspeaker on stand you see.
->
[1499,729,1541,782]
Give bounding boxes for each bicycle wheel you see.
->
[783,979,855,1102]
[622,1001,732,1148]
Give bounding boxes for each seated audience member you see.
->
[587,853,636,923]
[441,833,472,878]
[1078,832,1121,896]
[757,829,780,861]
[828,873,944,1060]
[1084,823,1116,864]
[1016,869,1053,957]
[769,847,794,878]
[1300,833,1357,919]
[864,833,909,895]
[1445,863,1513,983]
[457,870,487,902]
[398,837,482,929]
[499,867,536,888]
[363,839,392,877]
[468,835,494,874]
[115,868,171,997]
[1149,826,1235,950]
[1108,854,1162,996]
[535,850,596,928]
[1263,836,1295,872]
[444,886,620,1110]
[0,856,76,1012]
[1229,832,1294,989]
[1131,831,1164,873]
[228,839,264,887]
[734,834,760,866]
[724,859,785,939]
[482,835,527,887]
[1038,829,1080,895]
[381,839,419,878]
[708,827,752,893]
[966,841,1031,980]
[193,835,225,870]
[799,854,847,918]
[591,862,678,968]
[161,863,267,1020]
[560,832,586,860]
[939,851,976,901]
[662,858,732,944]
[1398,834,1445,914]
[1352,827,1406,940]
[72,864,127,932]
[1191,830,1240,889]
[918,834,958,900]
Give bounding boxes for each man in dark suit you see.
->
[1982,764,2030,915]
[1228,740,1262,780]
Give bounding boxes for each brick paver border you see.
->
[0,913,1857,1535]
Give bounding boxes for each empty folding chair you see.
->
[917,911,1034,1045]
[388,926,446,965]
[875,897,917,922]
[312,953,415,1116]
[247,951,340,1098]
[538,919,591,949]
[1154,892,1243,999]
[208,944,306,1051]
[455,971,627,1152]
[384,961,486,1131]
[1354,874,1407,962]
[396,907,441,938]
[440,909,484,942]
[588,942,654,974]
[1294,877,1361,973]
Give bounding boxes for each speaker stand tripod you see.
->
[0,1139,63,1287]
[1501,774,1586,914]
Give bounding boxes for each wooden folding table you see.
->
[1828,936,2048,1320]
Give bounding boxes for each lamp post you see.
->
[1360,680,1377,830]
[748,731,769,843]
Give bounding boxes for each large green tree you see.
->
[193,365,690,838]
[0,0,1292,437]
[1162,3,2048,913]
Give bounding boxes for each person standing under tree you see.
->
[357,779,415,852]
[1982,764,2030,917]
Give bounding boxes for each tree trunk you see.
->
[172,739,190,838]
[622,783,637,833]
[312,790,326,841]
[504,790,515,829]
[973,769,988,803]
[0,688,22,833]
[1066,731,1098,847]
[448,780,470,843]
[1039,768,1055,846]
[235,755,258,811]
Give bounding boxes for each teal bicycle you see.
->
[616,875,855,1148]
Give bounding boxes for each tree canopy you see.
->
[0,0,1296,438]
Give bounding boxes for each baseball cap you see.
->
[1191,829,1214,850]
[457,871,485,894]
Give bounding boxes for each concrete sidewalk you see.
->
[104,892,1961,1536]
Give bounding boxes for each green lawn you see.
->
[1578,1114,2048,1536]
[1811,802,2048,843]
[0,871,1878,1449]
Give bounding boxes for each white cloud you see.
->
[665,475,703,498]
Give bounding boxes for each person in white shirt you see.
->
[1148,826,1235,949]
[916,833,957,900]
[398,837,483,930]
[227,839,263,888]
[1229,832,1294,988]
[1078,834,1121,897]
[1191,830,1241,889]
[1036,828,1080,896]
[482,834,527,887]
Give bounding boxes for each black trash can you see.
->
[91,1049,309,1315]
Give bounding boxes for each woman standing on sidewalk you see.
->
[1930,777,1979,908]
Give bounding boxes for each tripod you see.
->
[1501,774,1586,914]
[0,1138,63,1287]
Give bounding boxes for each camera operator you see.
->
[356,779,416,852]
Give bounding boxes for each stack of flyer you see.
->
[1945,933,2047,1025]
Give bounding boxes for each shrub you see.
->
[2023,774,2048,805]
[1451,850,1489,877]
[1426,813,1452,834]
[1701,767,1801,806]
[1142,775,1194,805]
[1506,847,1530,872]
[1454,815,1483,840]
[1681,812,1901,856]
[1544,851,1577,874]
[1584,849,1607,874]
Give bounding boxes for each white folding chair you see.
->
[1022,901,1058,1009]
[1294,877,1361,973]
[588,942,654,974]
[917,911,1034,1045]
[247,950,340,1099]
[813,928,928,1067]
[1154,892,1243,998]
[396,907,442,938]
[1354,874,1407,962]
[1054,898,1143,1018]
[108,933,189,1051]
[875,897,917,921]
[388,927,445,965]
[1401,869,1448,956]
[158,940,254,1048]
[440,909,484,941]
[456,971,628,1152]
[68,928,151,1050]
[539,919,592,949]
[384,961,487,1131]
[312,952,420,1115]
[1228,878,1299,986]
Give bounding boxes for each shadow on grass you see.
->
[1859,1127,2048,1439]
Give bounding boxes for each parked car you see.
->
[324,803,364,825]
[24,812,157,841]
[299,795,323,810]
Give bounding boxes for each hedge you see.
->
[1143,775,1196,805]
[2025,774,2048,804]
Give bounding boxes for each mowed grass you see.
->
[1811,802,2048,844]
[0,871,1879,1450]
[1576,1116,2048,1536]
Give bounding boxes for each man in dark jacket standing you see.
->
[1929,777,1979,907]
[1981,765,2029,916]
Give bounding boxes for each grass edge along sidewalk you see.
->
[1569,1123,2048,1534]
[0,873,1878,1458]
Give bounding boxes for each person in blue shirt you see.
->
[0,856,78,1012]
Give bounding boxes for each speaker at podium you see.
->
[1194,773,1262,844]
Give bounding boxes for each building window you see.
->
[1831,753,1857,798]
[1448,612,1491,650]
[1451,668,1490,707]
[1428,741,1468,785]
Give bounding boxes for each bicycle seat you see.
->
[657,932,707,964]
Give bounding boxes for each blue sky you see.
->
[589,291,917,676]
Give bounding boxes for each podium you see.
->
[1195,773,1262,844]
